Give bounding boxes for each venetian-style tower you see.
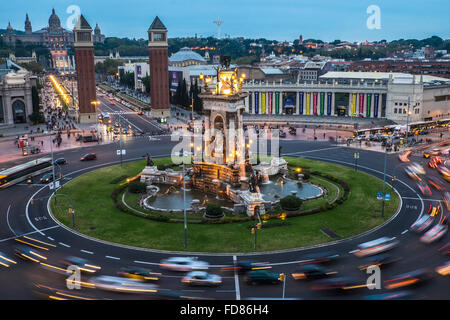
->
[148,16,170,118]
[74,15,97,123]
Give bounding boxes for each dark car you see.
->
[59,256,101,274]
[358,253,402,271]
[245,270,282,285]
[384,269,433,290]
[291,264,337,280]
[222,260,271,274]
[40,173,53,184]
[80,153,96,161]
[54,158,67,165]
[279,130,286,138]
[300,250,340,265]
[310,276,362,292]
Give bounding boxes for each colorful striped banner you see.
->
[359,93,364,116]
[374,94,379,118]
[299,92,304,114]
[320,92,325,115]
[306,93,311,115]
[255,92,259,114]
[268,92,273,114]
[261,92,266,114]
[327,92,332,115]
[275,92,280,114]
[313,92,318,115]
[352,93,357,116]
[366,94,372,118]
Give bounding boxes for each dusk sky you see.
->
[2,0,449,42]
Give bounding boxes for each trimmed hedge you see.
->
[128,181,147,194]
[280,195,303,211]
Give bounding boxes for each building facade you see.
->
[0,67,35,128]
[242,72,450,124]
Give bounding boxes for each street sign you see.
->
[55,180,60,189]
[116,149,126,155]
[377,192,383,200]
[49,182,54,190]
[385,193,391,201]
[354,152,360,159]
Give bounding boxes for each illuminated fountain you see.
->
[140,58,322,216]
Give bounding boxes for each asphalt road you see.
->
[0,111,448,300]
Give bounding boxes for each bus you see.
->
[0,157,52,189]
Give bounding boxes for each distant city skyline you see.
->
[1,0,449,42]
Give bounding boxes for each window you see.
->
[394,108,397,114]
[153,32,166,41]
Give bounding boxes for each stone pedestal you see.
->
[191,199,200,213]
[240,190,266,217]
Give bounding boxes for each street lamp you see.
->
[381,137,392,218]
[182,163,188,249]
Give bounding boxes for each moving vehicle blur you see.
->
[420,224,448,244]
[384,269,433,290]
[80,153,97,161]
[59,256,101,273]
[357,253,402,270]
[14,245,47,263]
[435,261,450,276]
[300,251,340,264]
[291,264,337,280]
[417,181,432,196]
[159,257,209,272]
[353,237,399,258]
[181,271,222,286]
[117,267,160,282]
[90,275,158,293]
[245,270,282,285]
[410,215,434,233]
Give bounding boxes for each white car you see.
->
[353,237,399,258]
[420,225,448,244]
[90,275,158,293]
[159,257,209,272]
[181,271,222,286]
[410,215,434,233]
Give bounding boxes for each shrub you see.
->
[280,195,303,211]
[128,181,147,194]
[204,204,224,219]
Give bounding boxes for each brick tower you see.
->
[74,15,97,123]
[148,16,170,119]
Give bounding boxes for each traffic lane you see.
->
[238,231,449,300]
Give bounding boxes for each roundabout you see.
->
[48,156,400,253]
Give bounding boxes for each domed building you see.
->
[169,47,206,67]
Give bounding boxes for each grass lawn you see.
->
[51,156,399,253]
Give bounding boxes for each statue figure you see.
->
[249,169,258,193]
[145,153,154,166]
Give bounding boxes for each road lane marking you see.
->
[401,230,409,235]
[59,242,70,248]
[6,205,17,237]
[47,237,55,241]
[233,255,240,300]
[105,255,120,260]
[81,249,93,255]
[0,225,59,243]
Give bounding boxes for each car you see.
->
[363,290,414,300]
[40,173,54,184]
[357,253,402,271]
[404,167,421,181]
[417,181,432,196]
[427,176,446,191]
[245,270,282,285]
[353,237,399,258]
[122,128,128,135]
[398,150,412,162]
[410,162,425,175]
[410,215,434,233]
[444,192,450,211]
[80,153,96,161]
[181,271,222,286]
[138,111,144,116]
[423,149,441,158]
[14,245,47,263]
[420,224,448,244]
[113,128,120,135]
[117,267,160,282]
[300,250,340,264]
[221,260,271,274]
[437,166,450,182]
[90,275,158,293]
[54,158,67,165]
[114,122,120,128]
[159,257,209,272]
[59,256,101,273]
[440,214,450,226]
[291,264,337,280]
[428,156,443,169]
[384,269,433,290]
[279,130,286,138]
[435,261,450,276]
[310,276,363,291]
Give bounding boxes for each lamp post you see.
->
[381,137,391,218]
[182,163,188,249]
